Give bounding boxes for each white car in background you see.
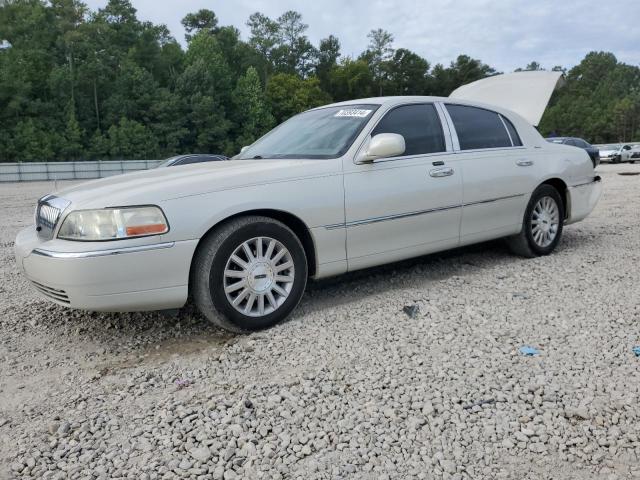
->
[597,143,640,163]
[15,72,601,332]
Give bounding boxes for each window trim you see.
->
[443,102,527,153]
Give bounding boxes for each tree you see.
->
[107,117,158,159]
[59,102,84,160]
[247,12,280,80]
[315,35,341,90]
[266,73,331,123]
[328,58,374,101]
[232,66,275,149]
[181,9,218,41]
[515,61,543,72]
[430,55,497,96]
[384,48,430,95]
[274,10,316,76]
[361,28,394,95]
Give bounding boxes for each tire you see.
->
[192,216,308,332]
[506,184,564,258]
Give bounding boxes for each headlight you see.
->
[57,206,169,241]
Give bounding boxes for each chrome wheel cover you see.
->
[223,237,295,317]
[531,196,559,247]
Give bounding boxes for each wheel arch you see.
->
[540,177,569,219]
[189,209,317,286]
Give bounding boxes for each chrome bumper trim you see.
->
[31,242,175,259]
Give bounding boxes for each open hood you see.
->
[449,71,564,126]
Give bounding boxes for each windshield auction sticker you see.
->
[334,109,372,118]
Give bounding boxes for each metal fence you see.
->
[0,160,164,182]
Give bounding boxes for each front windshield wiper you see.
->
[252,155,263,159]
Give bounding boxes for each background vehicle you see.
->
[546,137,600,166]
[596,143,639,163]
[158,154,227,167]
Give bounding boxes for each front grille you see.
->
[36,195,71,240]
[30,280,70,304]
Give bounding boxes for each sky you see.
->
[83,0,640,72]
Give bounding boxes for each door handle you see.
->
[516,159,534,166]
[429,167,454,178]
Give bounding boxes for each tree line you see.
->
[0,0,639,162]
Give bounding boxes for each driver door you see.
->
[343,103,462,271]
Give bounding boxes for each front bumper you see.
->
[566,176,602,225]
[14,227,198,312]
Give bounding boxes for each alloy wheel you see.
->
[531,196,560,248]
[223,236,295,317]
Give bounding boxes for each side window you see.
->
[565,139,577,147]
[371,104,445,156]
[446,104,512,150]
[501,115,523,146]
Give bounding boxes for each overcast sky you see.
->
[84,0,640,72]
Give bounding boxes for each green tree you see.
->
[181,9,218,41]
[328,58,374,101]
[361,28,394,95]
[11,119,54,161]
[107,117,159,159]
[59,102,84,160]
[266,73,331,123]
[232,66,275,149]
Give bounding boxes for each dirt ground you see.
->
[1,163,639,479]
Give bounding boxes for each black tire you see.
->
[191,216,308,332]
[506,184,564,258]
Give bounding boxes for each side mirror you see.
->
[240,146,250,153]
[357,133,406,163]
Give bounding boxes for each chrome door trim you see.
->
[324,204,462,230]
[462,193,525,207]
[326,193,527,230]
[31,242,175,259]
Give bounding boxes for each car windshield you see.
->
[235,104,379,160]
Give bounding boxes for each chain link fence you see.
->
[0,160,164,182]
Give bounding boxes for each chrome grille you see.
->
[36,195,71,240]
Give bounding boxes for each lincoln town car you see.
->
[15,72,602,332]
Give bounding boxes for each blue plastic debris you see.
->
[519,346,539,356]
[633,346,640,357]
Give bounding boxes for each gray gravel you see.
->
[1,163,640,479]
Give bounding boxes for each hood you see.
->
[54,159,334,209]
[449,71,564,126]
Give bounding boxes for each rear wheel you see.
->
[506,184,564,258]
[192,216,308,332]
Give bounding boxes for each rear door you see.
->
[443,103,538,245]
[343,103,462,271]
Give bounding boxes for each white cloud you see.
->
[84,0,640,71]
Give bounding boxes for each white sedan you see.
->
[15,72,601,332]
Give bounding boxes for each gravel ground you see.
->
[1,163,640,480]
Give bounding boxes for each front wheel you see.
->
[192,216,308,332]
[506,184,564,258]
